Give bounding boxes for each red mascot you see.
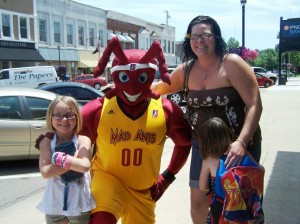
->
[80,37,192,224]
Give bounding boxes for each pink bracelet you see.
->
[62,155,72,169]
[56,152,64,167]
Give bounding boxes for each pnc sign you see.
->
[282,18,300,39]
[278,17,300,85]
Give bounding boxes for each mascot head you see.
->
[93,37,170,106]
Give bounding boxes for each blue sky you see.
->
[74,0,299,51]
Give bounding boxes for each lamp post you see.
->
[57,44,61,79]
[240,0,247,48]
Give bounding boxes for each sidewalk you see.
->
[1,77,300,223]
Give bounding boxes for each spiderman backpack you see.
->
[214,155,265,224]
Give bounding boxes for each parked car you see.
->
[0,88,57,161]
[71,74,107,90]
[251,67,278,84]
[281,70,294,77]
[36,82,104,105]
[255,74,273,88]
[154,67,185,105]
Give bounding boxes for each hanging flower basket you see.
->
[228,47,258,61]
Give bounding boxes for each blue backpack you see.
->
[214,155,265,223]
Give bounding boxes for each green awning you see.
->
[0,47,45,61]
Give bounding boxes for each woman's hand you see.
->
[224,140,246,169]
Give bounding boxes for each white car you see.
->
[281,70,294,77]
[0,88,57,161]
[251,67,278,84]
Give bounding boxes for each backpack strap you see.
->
[183,59,195,99]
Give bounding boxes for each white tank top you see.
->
[36,133,95,216]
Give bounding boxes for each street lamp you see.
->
[240,0,247,48]
[57,44,61,79]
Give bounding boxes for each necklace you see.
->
[197,60,213,80]
[203,65,213,80]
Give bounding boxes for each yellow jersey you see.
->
[92,96,166,190]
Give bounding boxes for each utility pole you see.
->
[164,10,170,26]
[240,0,247,48]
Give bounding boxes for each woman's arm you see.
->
[151,64,185,95]
[224,54,263,168]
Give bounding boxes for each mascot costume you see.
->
[80,37,192,224]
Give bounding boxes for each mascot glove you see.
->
[151,169,175,201]
[51,152,72,169]
[35,132,54,150]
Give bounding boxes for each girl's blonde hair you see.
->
[46,95,82,133]
[198,117,235,159]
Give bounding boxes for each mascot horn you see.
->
[93,37,170,101]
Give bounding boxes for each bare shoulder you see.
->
[78,135,91,145]
[206,156,219,166]
[204,157,219,175]
[223,53,254,79]
[39,136,51,149]
[202,157,218,167]
[225,53,242,61]
[223,53,247,68]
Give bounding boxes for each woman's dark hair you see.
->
[180,15,227,63]
[199,117,235,159]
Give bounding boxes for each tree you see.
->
[227,37,258,62]
[227,37,239,49]
[281,51,300,74]
[226,36,300,74]
[252,49,277,71]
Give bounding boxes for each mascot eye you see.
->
[119,71,129,83]
[138,72,148,84]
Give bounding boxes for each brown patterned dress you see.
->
[185,87,261,161]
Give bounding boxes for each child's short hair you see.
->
[198,117,235,159]
[46,95,82,133]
